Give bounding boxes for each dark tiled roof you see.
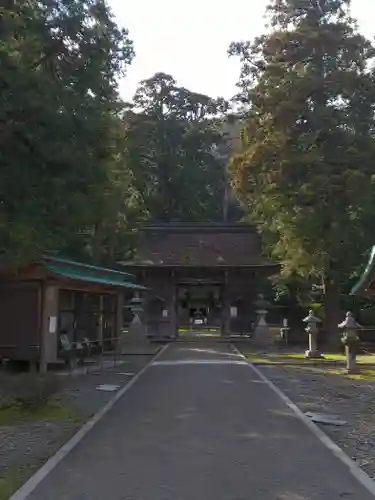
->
[128,223,278,268]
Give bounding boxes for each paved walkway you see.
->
[24,343,374,499]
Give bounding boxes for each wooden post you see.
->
[221,270,230,337]
[97,295,104,347]
[116,292,124,352]
[169,270,178,338]
[40,284,59,373]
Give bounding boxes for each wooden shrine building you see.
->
[0,255,145,369]
[124,223,279,338]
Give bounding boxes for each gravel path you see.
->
[23,343,375,499]
[248,358,375,479]
[0,354,154,488]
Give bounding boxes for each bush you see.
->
[0,374,15,409]
[359,306,375,326]
[8,374,61,410]
[308,303,325,320]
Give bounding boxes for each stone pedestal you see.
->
[121,314,155,355]
[253,309,273,347]
[345,345,359,374]
[305,332,321,358]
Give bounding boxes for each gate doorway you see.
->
[177,282,223,337]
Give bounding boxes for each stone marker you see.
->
[338,311,361,374]
[303,310,323,359]
[280,318,290,346]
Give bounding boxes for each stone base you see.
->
[253,325,274,348]
[346,366,360,374]
[305,350,324,359]
[120,315,155,355]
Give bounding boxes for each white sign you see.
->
[48,316,57,333]
[96,385,120,392]
[230,307,238,318]
[162,309,168,318]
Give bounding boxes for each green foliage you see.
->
[229,0,375,338]
[0,0,134,266]
[123,72,230,222]
[1,3,240,268]
[358,306,375,326]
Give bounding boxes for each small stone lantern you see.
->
[253,294,270,326]
[338,312,361,374]
[129,296,144,317]
[122,294,150,354]
[280,318,290,346]
[303,310,323,359]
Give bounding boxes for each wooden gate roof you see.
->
[123,223,279,270]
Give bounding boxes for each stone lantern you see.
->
[303,310,323,359]
[129,295,144,318]
[280,318,290,346]
[338,311,361,374]
[121,293,150,354]
[253,294,273,347]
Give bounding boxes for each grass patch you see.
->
[0,465,35,500]
[0,403,80,427]
[243,350,375,382]
[0,473,24,500]
[246,351,375,364]
[325,367,375,381]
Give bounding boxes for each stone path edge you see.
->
[9,344,170,500]
[231,344,375,497]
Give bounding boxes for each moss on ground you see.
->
[0,466,35,500]
[0,474,23,500]
[0,403,81,427]
[244,350,375,381]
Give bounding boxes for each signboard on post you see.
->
[230,306,238,318]
[49,316,57,333]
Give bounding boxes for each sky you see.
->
[108,0,375,103]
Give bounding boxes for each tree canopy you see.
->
[0,0,134,265]
[123,72,230,222]
[1,2,237,268]
[229,0,375,338]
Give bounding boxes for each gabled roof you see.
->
[42,255,146,291]
[351,246,375,295]
[125,223,279,269]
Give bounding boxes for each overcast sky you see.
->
[108,0,375,102]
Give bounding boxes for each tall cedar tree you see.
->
[229,0,375,342]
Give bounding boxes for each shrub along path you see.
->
[0,354,154,500]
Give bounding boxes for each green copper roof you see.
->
[43,255,135,280]
[351,246,375,295]
[42,257,146,291]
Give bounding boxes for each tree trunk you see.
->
[323,274,341,350]
[91,223,105,264]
